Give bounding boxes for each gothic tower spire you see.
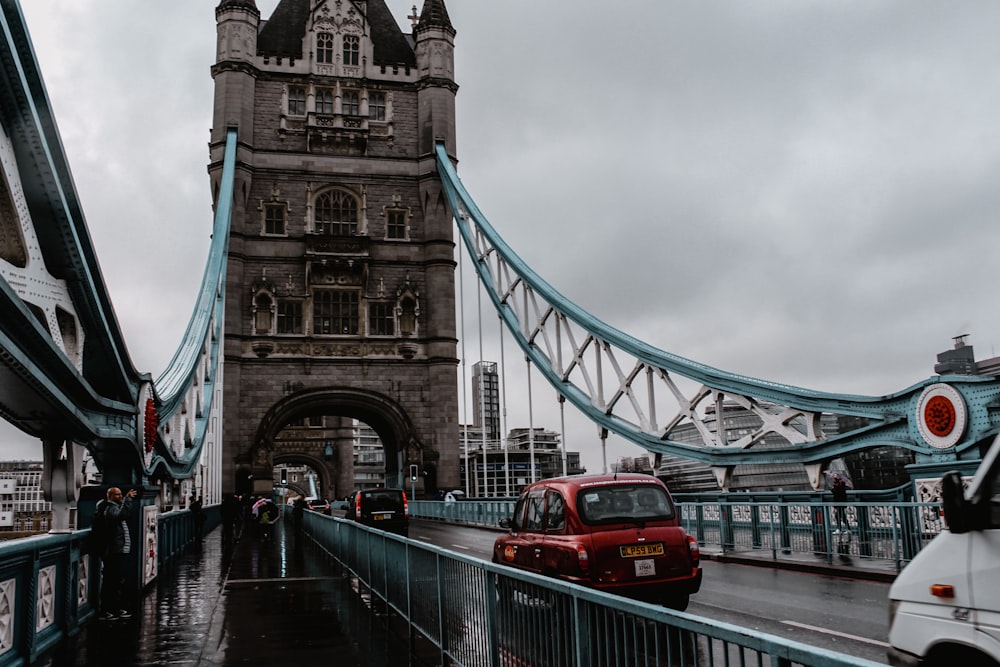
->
[414,0,457,155]
[417,0,453,32]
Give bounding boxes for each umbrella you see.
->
[824,470,854,489]
[252,498,280,521]
[251,497,269,515]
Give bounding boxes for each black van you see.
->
[350,488,409,537]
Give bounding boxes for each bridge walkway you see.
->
[54,518,428,667]
[38,515,899,666]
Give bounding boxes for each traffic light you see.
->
[409,464,418,482]
[280,468,287,484]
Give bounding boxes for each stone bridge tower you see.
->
[209,0,459,498]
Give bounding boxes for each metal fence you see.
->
[0,505,207,666]
[306,511,885,667]
[409,496,941,572]
[678,500,941,571]
[410,498,514,528]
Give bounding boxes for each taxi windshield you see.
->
[577,485,675,524]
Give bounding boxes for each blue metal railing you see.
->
[305,511,884,667]
[409,495,940,571]
[676,499,938,570]
[0,507,206,666]
[410,498,514,528]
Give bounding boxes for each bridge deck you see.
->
[56,520,425,666]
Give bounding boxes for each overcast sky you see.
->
[7,1,1000,477]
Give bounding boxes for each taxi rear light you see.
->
[687,535,700,566]
[930,584,955,598]
[403,491,410,518]
[354,493,362,519]
[576,544,590,572]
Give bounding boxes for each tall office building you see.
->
[472,361,501,442]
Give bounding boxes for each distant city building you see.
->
[459,361,585,496]
[935,334,977,375]
[614,456,655,475]
[655,403,913,492]
[471,361,501,441]
[354,425,387,491]
[459,426,585,497]
[0,461,52,538]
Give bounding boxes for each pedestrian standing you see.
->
[832,476,849,533]
[293,496,306,536]
[221,494,239,544]
[190,494,205,543]
[98,486,136,621]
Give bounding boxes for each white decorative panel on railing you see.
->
[0,578,13,655]
[36,564,55,632]
[78,558,90,609]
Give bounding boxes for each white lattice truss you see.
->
[461,214,823,453]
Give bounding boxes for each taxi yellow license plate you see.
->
[620,543,664,558]
[373,514,386,520]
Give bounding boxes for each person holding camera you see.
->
[97,486,137,621]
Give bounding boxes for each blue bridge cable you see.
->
[147,128,237,478]
[434,142,1000,466]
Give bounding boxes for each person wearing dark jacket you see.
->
[831,477,849,533]
[98,486,136,621]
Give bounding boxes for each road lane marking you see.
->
[781,620,890,648]
[450,544,471,550]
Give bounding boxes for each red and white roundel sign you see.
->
[916,383,967,450]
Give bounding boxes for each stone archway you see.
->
[272,452,332,502]
[247,387,432,498]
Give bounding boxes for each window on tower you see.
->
[288,87,306,116]
[313,290,359,335]
[263,203,286,235]
[342,90,360,116]
[343,35,360,66]
[315,190,358,236]
[317,33,335,64]
[316,89,334,115]
[277,300,303,334]
[369,92,386,121]
[369,302,395,336]
[386,208,407,240]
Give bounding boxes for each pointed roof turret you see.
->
[217,0,258,11]
[257,0,310,59]
[416,0,454,34]
[257,0,415,66]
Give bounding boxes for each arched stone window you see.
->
[343,35,360,66]
[317,32,335,64]
[315,189,358,236]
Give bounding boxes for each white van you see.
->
[887,436,1000,667]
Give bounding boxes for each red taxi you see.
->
[493,473,701,610]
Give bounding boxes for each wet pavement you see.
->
[700,543,902,582]
[48,519,427,666]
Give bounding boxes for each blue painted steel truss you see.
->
[0,0,233,488]
[435,143,1000,483]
